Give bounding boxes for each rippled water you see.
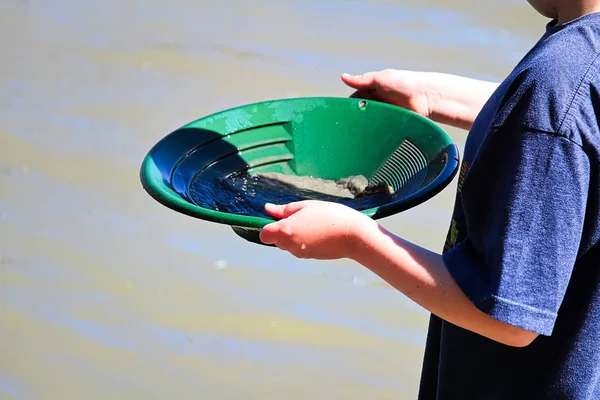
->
[1,1,544,398]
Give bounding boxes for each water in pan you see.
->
[189,171,398,218]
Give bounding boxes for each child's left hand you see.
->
[259,201,373,260]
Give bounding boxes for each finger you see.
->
[349,89,378,100]
[288,245,306,259]
[259,222,281,245]
[276,241,290,252]
[341,72,377,89]
[264,201,308,219]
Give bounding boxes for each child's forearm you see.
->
[349,219,538,347]
[425,73,499,130]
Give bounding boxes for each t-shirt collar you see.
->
[546,11,600,34]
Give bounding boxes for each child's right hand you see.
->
[341,70,499,130]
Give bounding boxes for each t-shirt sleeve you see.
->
[443,128,590,336]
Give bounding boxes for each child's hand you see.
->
[259,201,373,260]
[342,70,499,130]
[342,70,434,118]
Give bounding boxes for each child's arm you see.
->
[350,220,539,348]
[342,70,499,130]
[260,201,538,348]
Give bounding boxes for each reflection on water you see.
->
[1,1,543,398]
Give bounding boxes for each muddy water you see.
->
[189,172,396,219]
[1,1,544,399]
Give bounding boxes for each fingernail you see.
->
[342,72,351,78]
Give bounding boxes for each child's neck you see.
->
[557,0,600,25]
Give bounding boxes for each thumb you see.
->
[341,72,377,89]
[264,201,307,219]
[259,221,281,245]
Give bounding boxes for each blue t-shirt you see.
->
[418,13,600,400]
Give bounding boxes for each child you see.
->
[260,1,600,398]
